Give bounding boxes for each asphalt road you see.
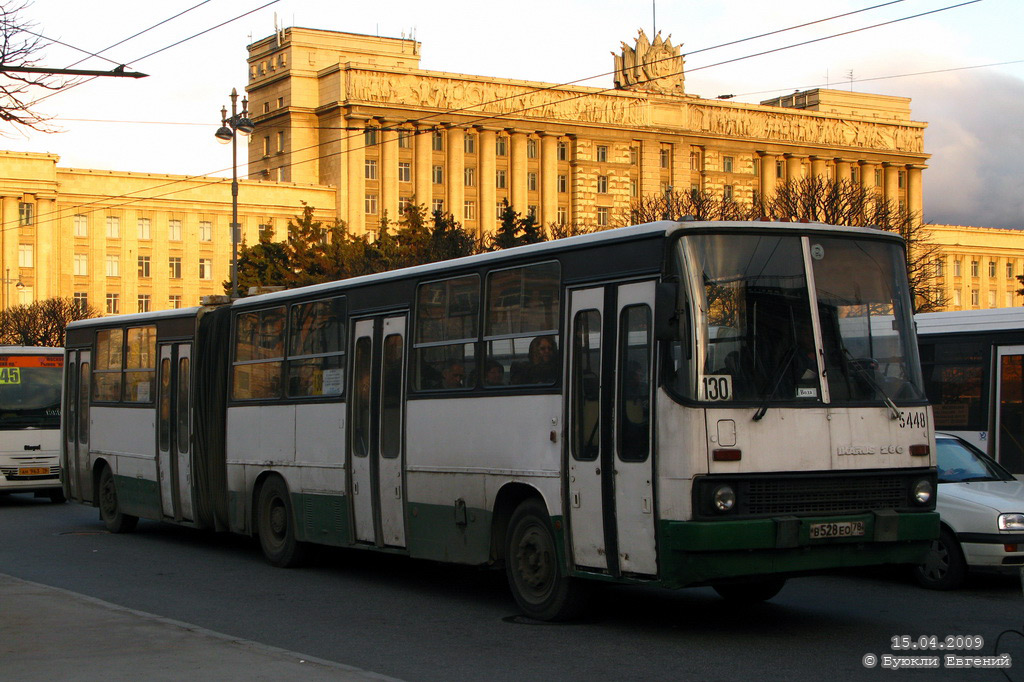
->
[2,493,1023,682]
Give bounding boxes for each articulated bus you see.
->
[62,220,938,620]
[0,346,65,502]
[917,307,1024,473]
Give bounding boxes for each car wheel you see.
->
[915,527,967,590]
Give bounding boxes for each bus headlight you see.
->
[998,513,1024,531]
[712,484,736,513]
[912,479,933,505]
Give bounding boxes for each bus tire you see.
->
[914,527,966,590]
[48,489,66,504]
[98,465,138,533]
[505,498,585,621]
[256,476,309,568]
[713,578,786,602]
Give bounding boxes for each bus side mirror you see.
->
[655,282,681,341]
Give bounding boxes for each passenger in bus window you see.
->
[483,359,505,386]
[512,335,559,384]
[441,360,466,388]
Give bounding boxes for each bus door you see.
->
[156,342,194,522]
[349,315,408,548]
[63,349,91,502]
[567,281,657,577]
[995,345,1024,473]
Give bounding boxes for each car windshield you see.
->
[936,437,1014,483]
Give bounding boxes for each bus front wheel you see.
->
[98,465,138,533]
[713,578,786,602]
[505,498,585,621]
[256,476,309,568]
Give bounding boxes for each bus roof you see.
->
[67,306,202,330]
[916,307,1024,336]
[0,346,63,354]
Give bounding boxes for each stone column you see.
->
[784,154,806,183]
[509,129,528,212]
[35,196,55,300]
[345,115,368,234]
[413,122,433,209]
[883,162,900,205]
[906,164,926,218]
[810,156,828,180]
[478,127,497,237]
[1,196,18,308]
[757,151,777,201]
[859,161,877,194]
[540,132,558,228]
[446,125,465,223]
[380,120,399,222]
[834,158,853,185]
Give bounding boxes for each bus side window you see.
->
[413,275,479,390]
[485,262,560,387]
[618,305,652,462]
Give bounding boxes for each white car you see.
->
[916,433,1024,589]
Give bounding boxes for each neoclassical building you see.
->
[245,27,929,235]
[928,224,1024,311]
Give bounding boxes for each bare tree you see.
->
[0,297,99,346]
[0,1,70,133]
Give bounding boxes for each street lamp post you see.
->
[3,267,24,310]
[215,88,255,299]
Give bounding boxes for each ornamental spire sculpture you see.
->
[613,29,685,95]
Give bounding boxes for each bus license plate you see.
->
[18,467,49,476]
[809,521,865,539]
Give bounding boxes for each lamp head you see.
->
[235,117,256,136]
[215,126,234,143]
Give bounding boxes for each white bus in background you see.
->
[0,346,65,502]
[917,307,1024,472]
[62,220,938,620]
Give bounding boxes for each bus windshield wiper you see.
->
[842,348,900,420]
[752,346,797,422]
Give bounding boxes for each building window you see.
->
[527,138,538,159]
[74,253,88,276]
[365,193,378,214]
[365,158,378,180]
[105,293,119,315]
[971,260,979,277]
[432,199,445,214]
[496,169,507,189]
[935,259,944,278]
[496,136,508,156]
[398,129,411,148]
[1008,292,1015,307]
[464,134,476,154]
[105,254,119,277]
[106,216,120,239]
[464,167,476,187]
[18,244,32,268]
[276,131,284,153]
[898,170,906,188]
[199,258,213,280]
[989,261,997,277]
[851,166,859,183]
[558,174,568,193]
[954,259,962,277]
[723,184,734,201]
[73,292,88,313]
[971,289,979,306]
[988,290,997,308]
[138,255,150,278]
[199,221,212,242]
[432,130,444,151]
[138,295,151,313]
[528,172,538,192]
[557,206,568,224]
[169,295,181,309]
[464,200,476,220]
[630,179,638,197]
[874,169,883,186]
[169,256,181,279]
[557,141,568,161]
[137,218,151,240]
[597,175,608,194]
[953,290,962,307]
[168,219,182,241]
[18,202,33,226]
[398,162,411,183]
[399,196,412,213]
[74,214,88,237]
[629,146,638,165]
[432,165,444,184]
[775,160,784,179]
[723,156,734,173]
[597,207,609,227]
[596,145,608,163]
[528,205,537,217]
[276,96,283,108]
[364,128,378,146]
[1008,262,1015,278]
[259,223,273,240]
[752,158,760,176]
[660,148,670,169]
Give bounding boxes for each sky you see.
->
[3,0,1022,229]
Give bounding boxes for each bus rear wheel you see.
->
[713,578,786,602]
[98,465,138,533]
[257,476,309,568]
[505,498,585,621]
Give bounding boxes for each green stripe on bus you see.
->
[113,474,161,520]
[291,492,352,547]
[407,502,493,564]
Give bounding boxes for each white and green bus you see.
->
[62,220,938,620]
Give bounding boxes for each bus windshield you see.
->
[0,354,63,429]
[673,232,924,405]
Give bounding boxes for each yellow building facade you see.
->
[0,151,333,314]
[928,224,1024,311]
[245,28,929,235]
